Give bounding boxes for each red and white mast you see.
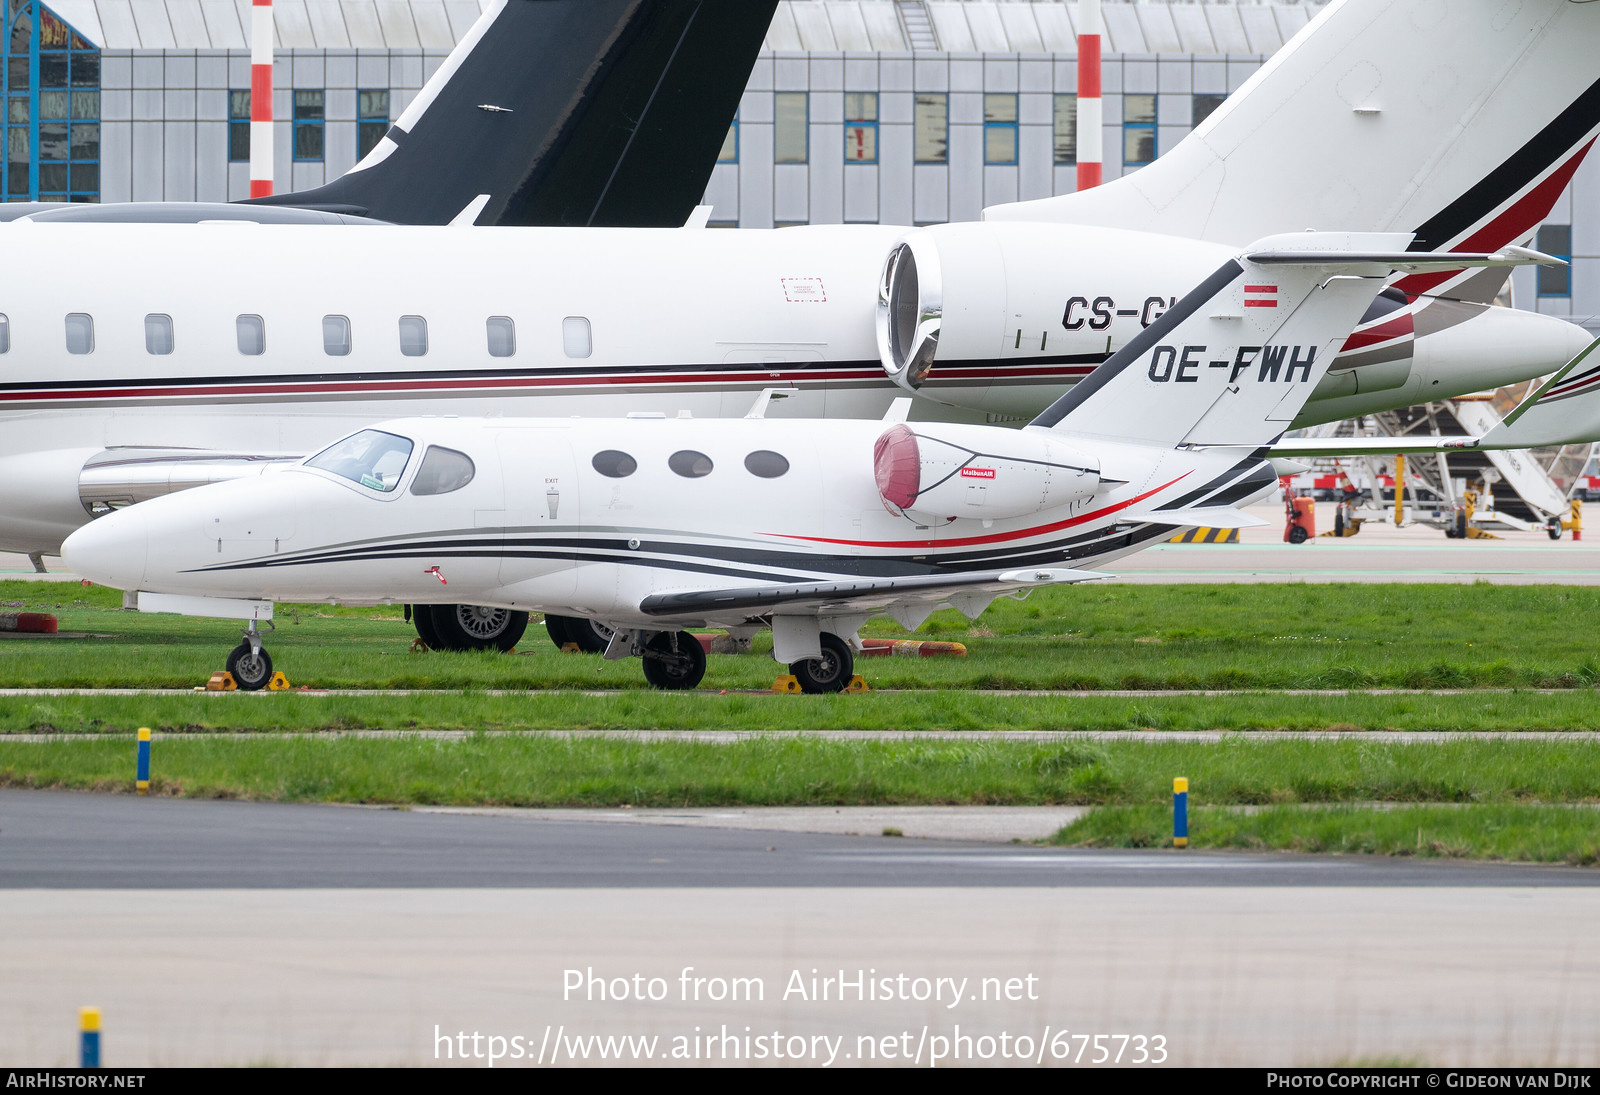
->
[249,0,274,198]
[1076,0,1102,190]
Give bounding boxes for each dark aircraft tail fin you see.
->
[245,0,775,227]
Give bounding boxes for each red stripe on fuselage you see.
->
[770,475,1191,551]
[1394,140,1595,297]
[1339,311,1416,353]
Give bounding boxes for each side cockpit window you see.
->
[410,446,475,496]
[306,429,414,493]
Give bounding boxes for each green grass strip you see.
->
[1054,804,1600,866]
[8,581,1600,692]
[4,737,1599,808]
[5,690,1600,734]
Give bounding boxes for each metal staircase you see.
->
[1313,395,1591,531]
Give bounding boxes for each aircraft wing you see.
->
[637,567,1111,620]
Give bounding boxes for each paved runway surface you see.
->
[5,790,1596,890]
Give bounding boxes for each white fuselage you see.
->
[0,219,1587,555]
[61,415,1234,630]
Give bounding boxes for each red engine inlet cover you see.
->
[874,424,921,512]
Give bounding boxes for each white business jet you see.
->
[62,234,1545,690]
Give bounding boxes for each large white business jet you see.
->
[12,0,1600,652]
[61,235,1556,690]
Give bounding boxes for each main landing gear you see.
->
[227,618,274,691]
[789,632,854,694]
[544,614,615,654]
[640,630,707,690]
[407,604,529,652]
[620,628,854,692]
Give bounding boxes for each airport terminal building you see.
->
[3,0,1592,325]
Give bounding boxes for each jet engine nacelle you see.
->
[874,222,1233,395]
[873,423,1101,523]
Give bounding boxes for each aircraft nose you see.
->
[62,506,149,590]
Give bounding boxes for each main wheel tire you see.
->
[544,615,613,653]
[428,604,528,652]
[790,632,854,694]
[226,642,273,691]
[411,605,442,650]
[1549,525,1564,540]
[1288,525,1309,545]
[569,617,615,654]
[544,613,574,650]
[641,630,707,690]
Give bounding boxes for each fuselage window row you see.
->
[32,314,537,360]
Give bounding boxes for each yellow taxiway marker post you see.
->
[1173,777,1189,848]
[79,1006,100,1068]
[135,728,150,795]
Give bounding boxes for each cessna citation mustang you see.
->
[61,234,1551,691]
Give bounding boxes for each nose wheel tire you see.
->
[545,614,613,653]
[226,642,273,692]
[789,632,854,694]
[641,630,707,690]
[427,604,529,652]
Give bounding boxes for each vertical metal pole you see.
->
[79,1007,100,1068]
[1173,777,1188,849]
[136,727,150,795]
[249,0,274,197]
[1393,453,1406,527]
[1076,0,1102,190]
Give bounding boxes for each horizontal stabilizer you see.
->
[1244,245,1561,271]
[1130,506,1267,530]
[1269,436,1486,458]
[638,567,1112,618]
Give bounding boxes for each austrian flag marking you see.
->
[1244,284,1279,309]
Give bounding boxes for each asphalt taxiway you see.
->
[9,790,1598,889]
[4,791,1600,1067]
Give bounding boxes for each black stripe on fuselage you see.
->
[0,353,1112,396]
[187,519,1177,585]
[1409,73,1600,251]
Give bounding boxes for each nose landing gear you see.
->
[226,618,275,691]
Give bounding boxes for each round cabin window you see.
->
[592,450,638,478]
[668,450,714,478]
[744,450,790,479]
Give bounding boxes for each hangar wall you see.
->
[9,0,1596,328]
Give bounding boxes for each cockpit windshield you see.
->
[306,429,415,492]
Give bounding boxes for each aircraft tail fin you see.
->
[1031,233,1549,450]
[1478,336,1600,448]
[987,0,1600,300]
[246,0,776,227]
